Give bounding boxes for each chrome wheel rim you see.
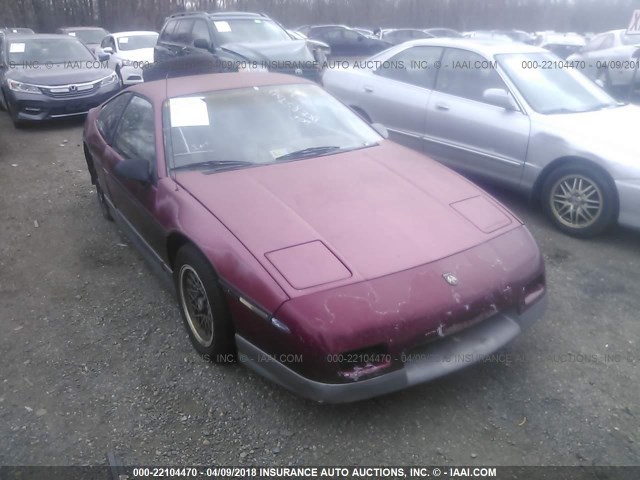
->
[179,265,214,347]
[550,174,603,229]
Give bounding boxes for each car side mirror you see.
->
[483,88,518,111]
[114,158,150,183]
[102,47,114,54]
[97,53,110,62]
[193,38,211,50]
[371,122,389,138]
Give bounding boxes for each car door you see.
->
[91,92,135,196]
[357,45,443,152]
[105,95,165,255]
[424,48,530,188]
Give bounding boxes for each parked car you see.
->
[537,32,586,59]
[56,26,109,53]
[99,31,158,85]
[301,25,392,57]
[287,29,331,58]
[0,34,119,127]
[323,38,640,237]
[424,28,463,38]
[82,70,546,403]
[494,29,535,44]
[378,28,434,45]
[567,29,640,92]
[0,27,35,35]
[353,27,375,37]
[155,11,322,82]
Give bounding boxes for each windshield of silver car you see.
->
[166,84,381,173]
[8,37,94,64]
[497,52,619,114]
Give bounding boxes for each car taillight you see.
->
[520,275,546,312]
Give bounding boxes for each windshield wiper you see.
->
[172,160,254,172]
[276,146,342,161]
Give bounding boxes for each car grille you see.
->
[40,81,100,98]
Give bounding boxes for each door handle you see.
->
[435,103,450,111]
[363,86,374,93]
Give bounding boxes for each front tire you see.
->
[174,244,235,362]
[541,163,617,238]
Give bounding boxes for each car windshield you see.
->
[117,34,158,51]
[7,37,94,64]
[497,52,619,114]
[210,18,291,45]
[166,84,380,172]
[69,28,107,44]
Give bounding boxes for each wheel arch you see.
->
[532,156,619,214]
[83,143,98,185]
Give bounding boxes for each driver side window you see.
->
[435,48,508,104]
[113,96,156,170]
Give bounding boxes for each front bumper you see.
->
[237,292,547,403]
[616,180,640,230]
[7,83,121,121]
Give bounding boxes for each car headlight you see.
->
[7,79,41,94]
[100,72,119,87]
[238,64,268,73]
[121,59,133,67]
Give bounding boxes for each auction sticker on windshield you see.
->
[169,97,209,127]
[214,21,231,33]
[9,43,25,53]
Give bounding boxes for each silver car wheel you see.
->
[550,174,603,229]
[178,265,214,347]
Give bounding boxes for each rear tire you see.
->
[541,163,617,238]
[174,244,236,362]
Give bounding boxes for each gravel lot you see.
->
[0,111,638,468]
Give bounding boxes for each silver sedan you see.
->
[323,38,640,237]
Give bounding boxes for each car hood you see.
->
[118,48,154,62]
[537,104,640,168]
[6,64,112,85]
[176,142,520,296]
[221,39,315,64]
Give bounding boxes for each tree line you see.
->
[1,0,640,34]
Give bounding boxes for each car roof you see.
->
[400,37,545,56]
[128,72,313,102]
[59,26,106,31]
[112,31,158,38]
[167,11,269,20]
[3,33,80,41]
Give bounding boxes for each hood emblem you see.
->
[69,85,78,91]
[443,273,459,286]
[294,68,303,76]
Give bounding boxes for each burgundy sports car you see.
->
[82,72,547,403]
